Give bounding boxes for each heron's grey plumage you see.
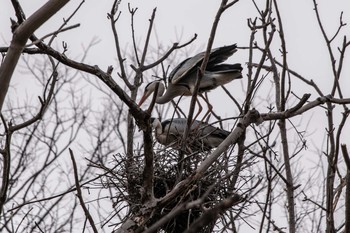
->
[151,118,230,152]
[138,44,243,106]
[169,44,240,84]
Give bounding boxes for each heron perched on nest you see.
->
[150,118,230,152]
[138,44,243,120]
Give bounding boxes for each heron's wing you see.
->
[170,44,237,84]
[169,56,200,84]
[209,128,230,139]
[162,118,187,135]
[206,44,237,69]
[192,120,230,138]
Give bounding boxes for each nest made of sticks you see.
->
[150,148,233,233]
[102,144,237,233]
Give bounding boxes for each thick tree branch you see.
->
[0,0,69,111]
[0,114,12,217]
[184,194,243,233]
[341,145,350,233]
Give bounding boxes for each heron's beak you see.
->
[138,94,148,106]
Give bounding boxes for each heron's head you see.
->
[150,117,161,129]
[138,80,163,106]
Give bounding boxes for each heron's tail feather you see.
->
[209,63,242,73]
[208,44,238,66]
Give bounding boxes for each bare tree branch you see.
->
[184,194,243,233]
[69,148,98,233]
[0,0,69,111]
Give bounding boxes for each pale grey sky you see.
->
[1,1,350,232]
[1,0,349,101]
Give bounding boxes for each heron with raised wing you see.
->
[138,44,243,120]
[150,117,230,153]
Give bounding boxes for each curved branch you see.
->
[261,95,350,121]
[0,0,69,111]
[184,194,243,233]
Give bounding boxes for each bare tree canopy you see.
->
[0,0,350,233]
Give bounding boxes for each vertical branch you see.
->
[230,136,245,188]
[140,84,159,203]
[183,0,239,161]
[336,37,350,90]
[245,14,275,113]
[341,144,350,233]
[139,8,157,68]
[246,18,256,95]
[259,152,273,233]
[0,115,12,218]
[108,2,158,205]
[311,2,345,232]
[277,120,296,232]
[346,167,350,233]
[178,0,233,180]
[325,101,336,233]
[131,7,157,205]
[185,0,232,127]
[69,149,98,233]
[273,0,287,110]
[109,0,133,90]
[273,1,296,232]
[128,4,141,65]
[312,0,340,97]
[141,121,154,203]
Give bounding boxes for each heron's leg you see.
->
[192,98,203,123]
[198,93,213,123]
[190,95,211,133]
[172,95,186,118]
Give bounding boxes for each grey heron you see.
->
[150,118,230,153]
[138,44,243,119]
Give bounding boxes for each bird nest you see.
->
[161,131,223,155]
[150,146,233,233]
[100,144,236,233]
[154,150,217,233]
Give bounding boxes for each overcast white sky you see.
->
[1,1,350,232]
[1,0,348,132]
[1,0,349,104]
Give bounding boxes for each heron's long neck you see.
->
[155,84,172,104]
[155,83,184,104]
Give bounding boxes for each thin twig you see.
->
[48,0,85,46]
[109,0,133,90]
[26,23,80,47]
